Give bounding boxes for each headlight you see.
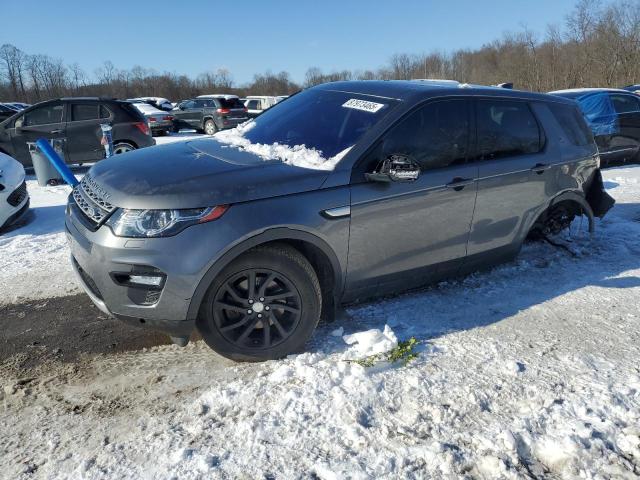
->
[106,205,228,238]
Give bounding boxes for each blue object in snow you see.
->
[35,138,79,187]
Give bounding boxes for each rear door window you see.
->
[381,99,471,171]
[476,100,542,160]
[246,99,260,110]
[23,103,64,126]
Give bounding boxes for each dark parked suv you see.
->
[551,88,640,165]
[65,81,614,361]
[172,96,248,135]
[0,97,155,167]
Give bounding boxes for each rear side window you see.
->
[71,104,100,121]
[381,99,471,171]
[218,98,245,109]
[23,103,64,126]
[609,94,640,114]
[100,105,111,118]
[548,103,593,147]
[119,103,146,122]
[476,100,542,160]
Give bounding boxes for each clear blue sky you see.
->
[1,0,578,85]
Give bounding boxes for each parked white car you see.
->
[127,97,173,112]
[0,152,29,231]
[244,95,281,118]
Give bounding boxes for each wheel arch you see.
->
[202,116,215,129]
[527,190,595,238]
[113,139,138,149]
[187,228,344,322]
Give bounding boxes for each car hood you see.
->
[86,138,332,209]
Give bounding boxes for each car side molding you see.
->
[321,206,351,219]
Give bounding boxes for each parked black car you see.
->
[551,88,640,165]
[172,96,248,135]
[66,81,614,361]
[0,97,155,167]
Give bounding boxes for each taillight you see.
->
[134,122,150,136]
[148,116,157,122]
[216,108,230,114]
[243,107,248,112]
[163,115,173,121]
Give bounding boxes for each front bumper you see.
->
[64,200,232,338]
[0,179,30,230]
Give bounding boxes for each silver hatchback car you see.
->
[65,81,614,361]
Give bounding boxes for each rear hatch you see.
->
[218,97,248,121]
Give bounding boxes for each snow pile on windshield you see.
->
[214,121,351,171]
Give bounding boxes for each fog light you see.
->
[128,274,163,287]
[110,269,166,290]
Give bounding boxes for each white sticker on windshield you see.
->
[342,99,385,113]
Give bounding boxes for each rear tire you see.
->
[204,119,217,135]
[197,245,322,361]
[113,142,136,155]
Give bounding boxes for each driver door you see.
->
[172,100,196,130]
[346,98,478,298]
[10,101,66,166]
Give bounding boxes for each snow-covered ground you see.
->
[1,156,639,478]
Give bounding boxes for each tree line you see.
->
[2,0,640,104]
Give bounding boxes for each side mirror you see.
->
[365,154,420,183]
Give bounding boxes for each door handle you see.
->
[531,163,551,174]
[50,129,63,134]
[445,177,474,191]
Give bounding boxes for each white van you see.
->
[244,96,280,118]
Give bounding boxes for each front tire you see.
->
[204,119,217,135]
[197,245,322,361]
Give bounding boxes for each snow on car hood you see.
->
[214,121,352,171]
[86,138,333,210]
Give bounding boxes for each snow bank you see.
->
[0,179,80,304]
[343,324,398,358]
[214,121,351,170]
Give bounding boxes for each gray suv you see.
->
[172,96,248,135]
[65,81,614,361]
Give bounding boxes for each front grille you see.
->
[72,175,116,225]
[7,181,27,207]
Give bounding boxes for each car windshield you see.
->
[241,89,398,159]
